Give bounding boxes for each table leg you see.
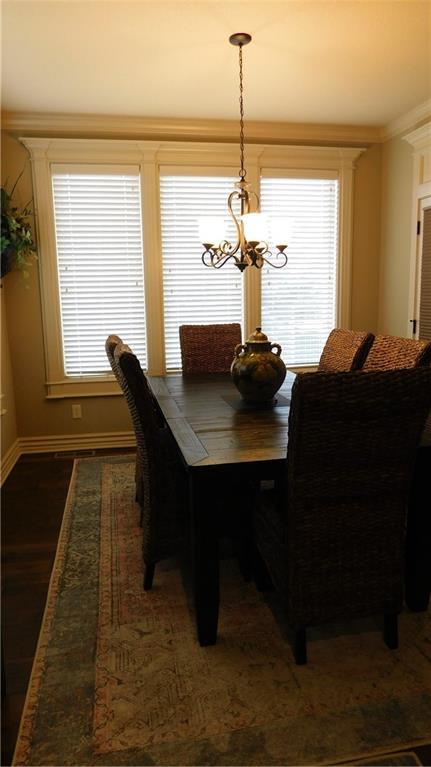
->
[189,470,220,646]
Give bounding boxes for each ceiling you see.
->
[2,0,431,128]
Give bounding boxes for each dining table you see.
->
[147,371,430,646]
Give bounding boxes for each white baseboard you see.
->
[1,430,135,486]
[18,430,135,453]
[1,438,21,486]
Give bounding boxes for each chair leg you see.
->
[236,543,253,582]
[383,613,398,650]
[230,480,259,583]
[293,628,307,665]
[143,563,155,591]
[1,637,6,698]
[235,508,254,582]
[251,542,274,591]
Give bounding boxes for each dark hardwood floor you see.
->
[1,449,128,766]
[1,450,431,767]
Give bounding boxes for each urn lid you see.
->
[245,327,274,350]
[247,327,269,344]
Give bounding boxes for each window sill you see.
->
[45,376,122,399]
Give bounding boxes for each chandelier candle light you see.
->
[199,33,292,272]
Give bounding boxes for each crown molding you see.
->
[20,136,365,172]
[2,110,381,146]
[402,122,431,152]
[382,99,431,141]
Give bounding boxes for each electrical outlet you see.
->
[72,404,82,419]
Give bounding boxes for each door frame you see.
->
[412,194,431,337]
[404,123,431,338]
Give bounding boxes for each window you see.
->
[160,174,243,370]
[261,176,338,366]
[52,168,147,376]
[23,138,361,396]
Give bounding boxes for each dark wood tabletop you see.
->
[147,372,295,470]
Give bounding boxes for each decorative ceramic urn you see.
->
[230,327,286,404]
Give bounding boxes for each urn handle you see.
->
[271,343,282,357]
[234,343,246,358]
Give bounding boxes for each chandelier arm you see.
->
[201,248,240,269]
[244,241,289,269]
[226,190,243,256]
[259,251,289,269]
[218,240,239,257]
[248,189,260,211]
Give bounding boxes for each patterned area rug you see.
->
[13,456,431,766]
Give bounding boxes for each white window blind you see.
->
[419,206,431,340]
[160,175,243,371]
[52,171,147,376]
[260,177,338,366]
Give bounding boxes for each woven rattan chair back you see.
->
[362,334,431,370]
[114,343,186,589]
[255,367,431,663]
[179,323,242,374]
[105,334,146,505]
[318,328,374,372]
[105,334,124,380]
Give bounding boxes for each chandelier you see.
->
[199,33,291,272]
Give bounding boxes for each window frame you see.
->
[259,169,339,368]
[22,137,364,397]
[159,166,245,371]
[51,162,147,378]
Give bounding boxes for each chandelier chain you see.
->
[238,44,246,180]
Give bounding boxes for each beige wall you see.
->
[378,134,413,336]
[1,130,382,444]
[351,143,381,333]
[1,289,18,459]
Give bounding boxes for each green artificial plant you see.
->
[1,171,37,279]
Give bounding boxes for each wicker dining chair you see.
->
[318,328,375,372]
[105,334,167,507]
[362,334,431,370]
[179,323,242,374]
[110,341,187,590]
[253,367,431,664]
[105,334,145,506]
